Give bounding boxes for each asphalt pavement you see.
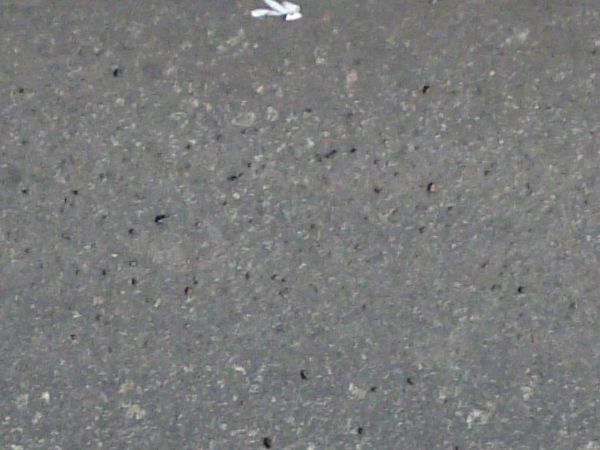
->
[1,1,599,448]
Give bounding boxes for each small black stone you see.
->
[324,149,338,159]
[155,214,168,224]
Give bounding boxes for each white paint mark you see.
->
[251,0,302,21]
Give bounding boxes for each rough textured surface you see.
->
[1,1,599,449]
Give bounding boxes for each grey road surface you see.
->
[1,1,599,449]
